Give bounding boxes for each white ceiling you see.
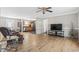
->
[0,7,79,20]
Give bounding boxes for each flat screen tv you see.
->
[51,24,62,31]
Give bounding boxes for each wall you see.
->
[0,17,6,27]
[0,17,20,31]
[35,18,48,34]
[78,12,79,39]
[43,19,48,33]
[35,19,44,34]
[48,14,78,37]
[78,12,79,28]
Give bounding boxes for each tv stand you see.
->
[48,30,64,37]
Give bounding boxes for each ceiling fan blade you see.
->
[38,7,43,9]
[46,7,52,9]
[46,10,53,12]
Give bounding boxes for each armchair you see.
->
[0,27,19,51]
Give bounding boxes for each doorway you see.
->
[23,20,36,33]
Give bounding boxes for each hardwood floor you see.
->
[17,32,79,52]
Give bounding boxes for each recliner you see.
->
[0,27,12,38]
[0,27,18,51]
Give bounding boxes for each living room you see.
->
[0,7,79,52]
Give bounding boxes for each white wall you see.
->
[78,12,79,28]
[35,19,44,34]
[48,14,78,37]
[43,19,48,33]
[0,17,6,27]
[78,12,79,39]
[35,18,48,34]
[0,17,20,31]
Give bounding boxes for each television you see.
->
[51,24,62,31]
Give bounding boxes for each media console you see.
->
[48,24,64,37]
[48,30,64,37]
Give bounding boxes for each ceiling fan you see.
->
[36,7,53,14]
